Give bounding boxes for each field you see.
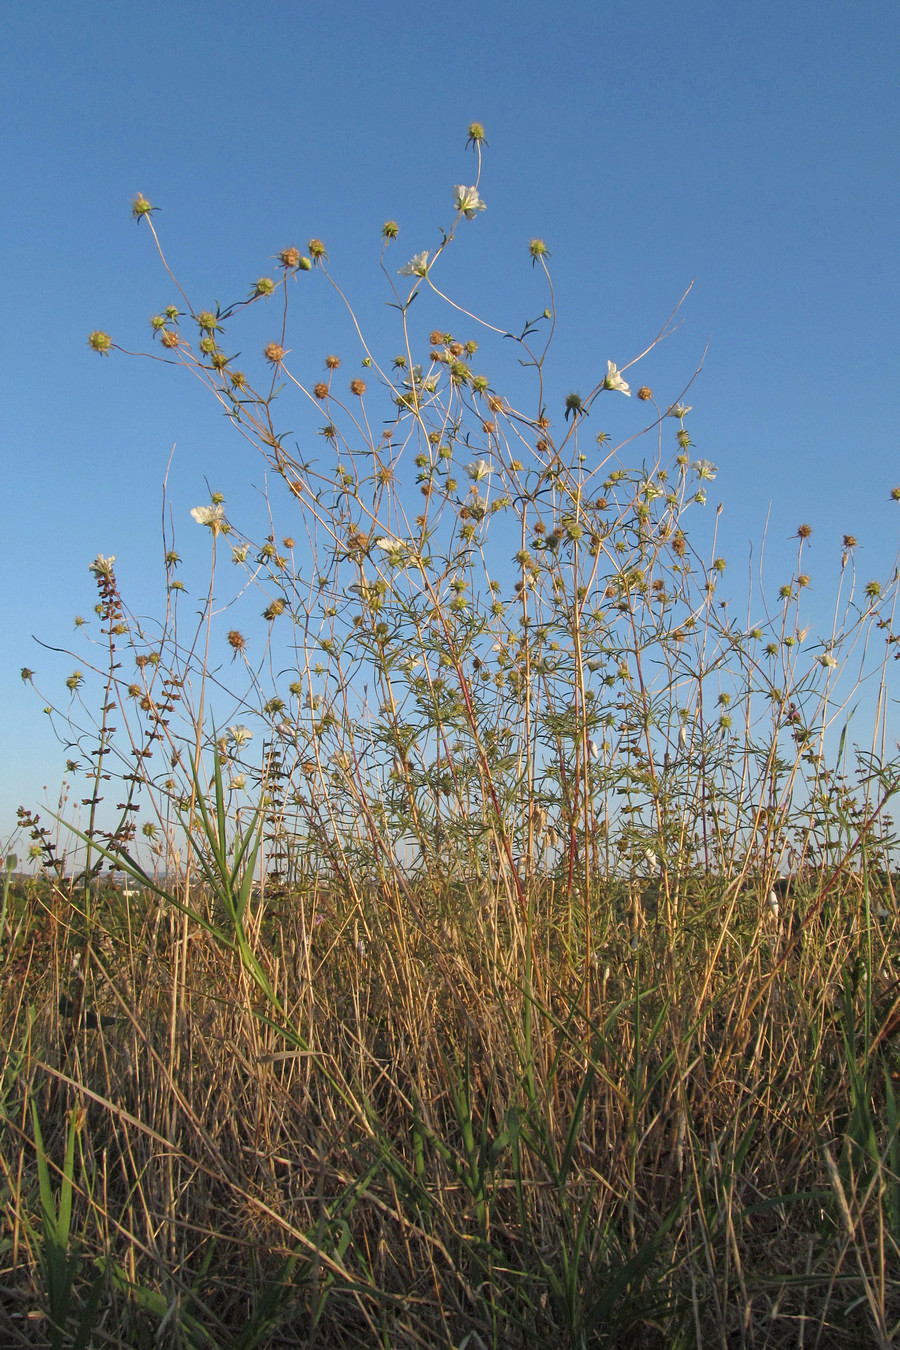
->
[2,132,900,1347]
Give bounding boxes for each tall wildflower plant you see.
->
[5,127,900,1346]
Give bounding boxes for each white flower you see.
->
[191,503,227,530]
[820,653,839,669]
[588,739,600,760]
[602,361,631,396]
[398,251,429,277]
[666,403,692,418]
[232,544,249,563]
[645,848,658,870]
[767,890,780,920]
[692,459,718,481]
[228,774,246,792]
[678,724,688,750]
[465,459,491,482]
[89,553,116,578]
[453,185,486,220]
[375,537,406,558]
[227,724,253,747]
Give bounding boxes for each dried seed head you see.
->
[349,378,366,396]
[264,343,285,365]
[308,238,327,264]
[314,382,329,399]
[797,523,812,539]
[279,246,301,269]
[160,329,179,349]
[637,386,652,400]
[843,534,857,549]
[227,630,246,652]
[325,354,341,370]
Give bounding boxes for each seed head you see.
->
[89,330,113,355]
[253,277,276,297]
[264,343,286,365]
[466,122,488,149]
[227,630,246,652]
[279,247,301,269]
[325,354,341,370]
[381,221,399,240]
[308,238,328,264]
[529,238,550,265]
[131,193,154,222]
[891,487,900,502]
[637,386,652,400]
[797,523,812,539]
[843,534,857,549]
[314,382,329,400]
[349,378,366,396]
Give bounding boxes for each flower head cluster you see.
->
[376,537,407,561]
[89,553,116,578]
[191,503,227,532]
[453,185,486,220]
[602,361,630,396]
[398,251,429,278]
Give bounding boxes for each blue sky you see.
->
[2,0,898,851]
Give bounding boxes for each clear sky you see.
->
[2,0,898,851]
